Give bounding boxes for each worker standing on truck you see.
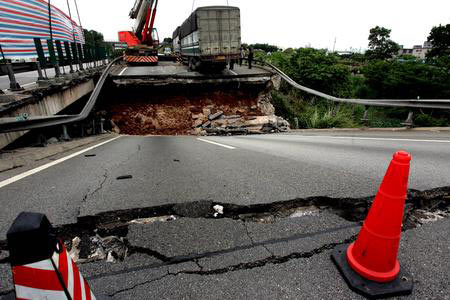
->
[239,47,245,66]
[248,48,254,69]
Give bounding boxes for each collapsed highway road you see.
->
[0,130,449,299]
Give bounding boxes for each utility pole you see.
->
[48,0,60,77]
[73,0,86,67]
[332,37,337,53]
[66,0,83,71]
[0,44,5,61]
[48,0,53,41]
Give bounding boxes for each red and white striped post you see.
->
[6,212,108,300]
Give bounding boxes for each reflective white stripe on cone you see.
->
[12,242,96,300]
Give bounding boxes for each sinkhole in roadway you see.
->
[95,82,285,136]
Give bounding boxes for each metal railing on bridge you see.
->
[250,59,450,111]
[247,59,450,126]
[0,57,123,134]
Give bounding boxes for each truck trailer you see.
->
[173,6,241,72]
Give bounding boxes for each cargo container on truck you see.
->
[173,6,241,72]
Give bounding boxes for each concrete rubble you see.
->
[107,90,290,136]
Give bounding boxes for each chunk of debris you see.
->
[191,113,203,120]
[208,111,224,121]
[85,154,96,157]
[213,205,224,217]
[69,237,81,262]
[106,90,289,136]
[129,215,176,225]
[80,235,128,263]
[289,206,321,218]
[47,137,59,144]
[117,175,133,180]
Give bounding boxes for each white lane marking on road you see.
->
[0,136,121,189]
[118,67,128,76]
[300,135,450,143]
[197,138,236,149]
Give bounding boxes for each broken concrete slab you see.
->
[101,217,448,299]
[107,249,364,300]
[79,252,163,279]
[127,218,252,259]
[397,218,450,299]
[245,212,360,257]
[85,262,168,298]
[197,245,271,272]
[208,111,224,121]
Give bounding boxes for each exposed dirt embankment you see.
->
[105,89,288,136]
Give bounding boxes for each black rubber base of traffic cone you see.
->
[331,244,413,299]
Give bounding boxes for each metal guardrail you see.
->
[0,57,123,133]
[251,59,450,110]
[1,57,448,133]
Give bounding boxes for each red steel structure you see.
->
[118,0,159,64]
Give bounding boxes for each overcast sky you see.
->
[54,0,449,51]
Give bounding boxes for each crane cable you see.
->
[73,0,85,43]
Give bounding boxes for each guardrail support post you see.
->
[100,118,106,134]
[6,63,23,91]
[361,106,370,126]
[293,117,299,129]
[401,111,414,128]
[54,62,61,78]
[36,61,45,81]
[81,123,85,137]
[61,124,71,141]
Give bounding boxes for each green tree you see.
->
[83,29,105,48]
[365,26,400,60]
[363,60,450,99]
[426,24,450,68]
[163,37,173,44]
[270,48,353,97]
[249,43,279,53]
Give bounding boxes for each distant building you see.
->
[398,41,432,59]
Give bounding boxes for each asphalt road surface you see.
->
[111,62,271,77]
[0,130,449,299]
[1,131,449,234]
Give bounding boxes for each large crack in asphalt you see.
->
[242,220,274,257]
[109,223,359,280]
[76,170,109,217]
[0,186,448,258]
[108,235,358,297]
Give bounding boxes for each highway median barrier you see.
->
[331,151,414,298]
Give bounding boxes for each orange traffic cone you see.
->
[6,212,111,300]
[331,151,413,298]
